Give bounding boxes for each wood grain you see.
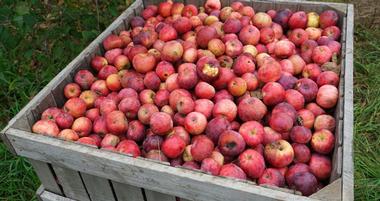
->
[52,165,90,201]
[112,181,145,201]
[81,173,116,201]
[29,159,63,195]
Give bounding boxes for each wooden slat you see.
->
[37,186,76,201]
[112,181,145,201]
[342,4,354,201]
[52,165,90,201]
[330,146,342,182]
[29,159,63,195]
[6,128,318,201]
[81,173,116,201]
[310,179,342,201]
[144,190,177,201]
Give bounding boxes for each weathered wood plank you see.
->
[112,181,145,201]
[52,166,90,201]
[330,146,342,182]
[81,173,116,201]
[37,186,77,201]
[144,190,177,201]
[0,130,16,154]
[36,185,45,201]
[342,4,354,201]
[6,128,318,201]
[311,179,342,201]
[29,159,63,195]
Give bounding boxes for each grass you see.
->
[0,1,379,200]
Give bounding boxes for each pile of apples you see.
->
[32,0,342,196]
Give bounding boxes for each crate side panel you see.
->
[310,178,342,201]
[52,166,91,201]
[145,190,177,201]
[29,159,63,195]
[342,4,354,201]
[112,181,146,201]
[6,128,319,201]
[81,173,116,201]
[37,187,76,201]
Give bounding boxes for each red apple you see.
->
[238,149,265,179]
[64,83,81,99]
[253,12,272,28]
[316,85,338,109]
[106,111,128,135]
[150,112,173,135]
[311,129,335,154]
[314,114,336,132]
[219,163,247,180]
[309,153,332,180]
[292,143,311,163]
[117,140,141,157]
[258,168,285,187]
[32,120,60,137]
[218,130,246,157]
[213,99,237,122]
[239,121,264,148]
[264,140,294,168]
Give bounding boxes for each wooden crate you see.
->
[1,0,354,200]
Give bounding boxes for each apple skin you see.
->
[206,117,231,144]
[218,130,246,157]
[200,158,221,176]
[116,140,141,157]
[56,112,74,129]
[101,134,120,148]
[288,11,307,29]
[239,25,260,45]
[194,99,214,119]
[184,112,208,135]
[291,172,318,196]
[314,114,336,132]
[178,63,199,89]
[290,126,312,144]
[295,78,319,102]
[105,111,128,135]
[196,56,221,82]
[32,120,60,137]
[182,161,200,170]
[118,97,141,119]
[162,135,186,159]
[103,34,123,50]
[196,26,218,49]
[278,72,297,90]
[316,85,338,109]
[258,168,285,187]
[238,97,267,122]
[305,103,326,117]
[238,149,265,179]
[292,143,311,163]
[143,134,163,152]
[58,129,79,141]
[317,71,339,87]
[77,137,98,147]
[74,70,95,90]
[213,99,237,122]
[258,59,282,83]
[253,12,272,29]
[219,163,247,180]
[319,10,338,29]
[190,135,214,162]
[264,140,294,168]
[150,112,173,135]
[263,127,282,145]
[285,163,310,186]
[312,45,332,65]
[64,97,87,118]
[161,40,184,62]
[311,129,335,154]
[64,83,81,99]
[127,120,145,142]
[225,39,244,58]
[239,121,264,148]
[309,153,332,180]
[262,82,285,106]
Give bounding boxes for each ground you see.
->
[0,1,379,201]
